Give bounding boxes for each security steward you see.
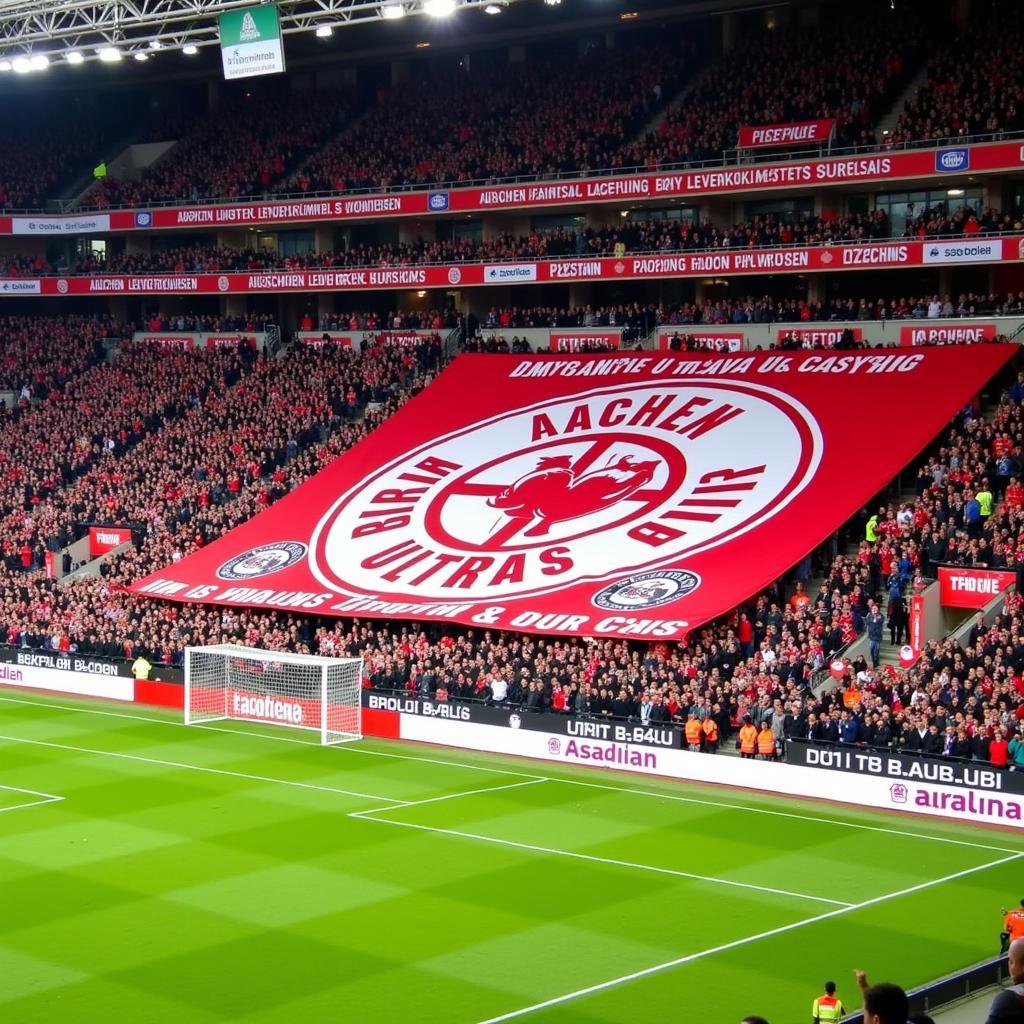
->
[702,714,719,754]
[811,980,847,1023]
[684,713,703,752]
[757,721,777,760]
[1001,897,1024,953]
[738,715,758,758]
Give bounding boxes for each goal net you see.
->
[184,644,363,746]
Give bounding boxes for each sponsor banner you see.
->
[219,4,286,81]
[899,323,998,346]
[785,739,1024,798]
[0,279,41,295]
[130,346,1014,641]
[361,689,682,748]
[484,263,538,283]
[10,214,110,235]
[382,711,1024,829]
[378,331,428,347]
[0,647,134,701]
[131,333,197,349]
[658,331,745,353]
[549,332,622,353]
[937,566,1016,608]
[89,525,133,557]
[204,333,257,350]
[6,238,1022,298]
[923,239,1003,264]
[935,147,970,172]
[737,119,836,149]
[294,331,353,347]
[43,140,1010,236]
[775,327,864,348]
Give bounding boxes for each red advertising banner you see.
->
[658,331,745,352]
[295,332,353,347]
[775,327,865,347]
[378,331,428,347]
[898,324,998,346]
[937,566,1016,608]
[130,346,1014,641]
[2,141,1018,237]
[2,237,1021,298]
[549,333,622,352]
[205,334,256,350]
[89,526,133,557]
[738,119,836,149]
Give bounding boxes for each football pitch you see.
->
[1,690,1022,1024]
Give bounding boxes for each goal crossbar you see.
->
[184,644,363,746]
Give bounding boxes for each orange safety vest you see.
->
[739,724,758,754]
[757,729,776,755]
[703,718,719,743]
[685,719,702,745]
[1006,909,1024,940]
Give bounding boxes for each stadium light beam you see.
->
[424,0,456,16]
[29,53,48,70]
[12,55,31,72]
[315,24,333,36]
[182,43,198,55]
[65,50,85,64]
[483,3,502,12]
[0,60,10,71]
[97,45,122,62]
[381,3,406,18]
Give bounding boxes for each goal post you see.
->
[184,644,363,746]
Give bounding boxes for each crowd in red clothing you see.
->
[82,87,355,208]
[626,6,924,169]
[296,36,688,194]
[0,316,1020,763]
[885,14,1024,146]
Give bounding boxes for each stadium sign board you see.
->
[219,5,285,81]
[131,346,1014,641]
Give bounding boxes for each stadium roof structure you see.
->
[0,0,533,67]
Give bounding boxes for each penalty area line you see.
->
[472,850,1024,1024]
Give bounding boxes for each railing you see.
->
[839,955,1011,1023]
[9,227,1018,280]
[1,127,1011,218]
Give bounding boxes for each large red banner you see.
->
[130,347,1014,641]
[89,526,133,557]
[549,333,621,352]
[1,237,1021,297]
[899,324,998,346]
[737,119,836,149]
[937,566,1016,608]
[2,141,1019,236]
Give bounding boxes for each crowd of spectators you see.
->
[296,37,689,194]
[885,15,1024,146]
[82,86,355,208]
[8,203,1016,285]
[0,313,1020,770]
[626,7,924,169]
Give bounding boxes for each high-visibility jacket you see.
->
[812,994,846,1023]
[702,718,719,743]
[757,728,776,756]
[132,656,152,681]
[684,719,702,746]
[1006,908,1024,941]
[739,724,758,754]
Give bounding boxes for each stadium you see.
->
[1,0,1024,1021]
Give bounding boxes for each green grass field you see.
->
[1,688,1021,1024]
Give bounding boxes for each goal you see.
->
[184,644,363,746]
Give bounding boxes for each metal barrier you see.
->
[839,955,1011,1022]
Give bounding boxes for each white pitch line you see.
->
[352,778,550,817]
[0,732,405,805]
[0,694,544,779]
[0,794,63,815]
[555,777,1023,855]
[0,782,65,802]
[1,692,1021,854]
[473,850,1024,1024]
[351,812,853,908]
